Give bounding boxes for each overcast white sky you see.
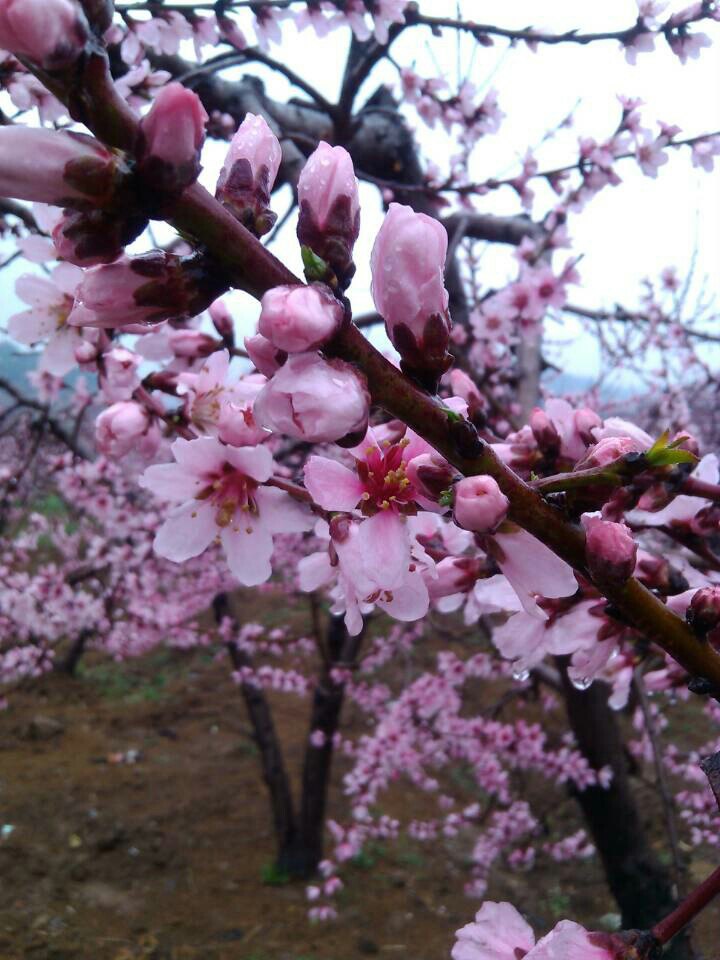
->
[2,0,719,385]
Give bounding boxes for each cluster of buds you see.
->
[371,203,452,390]
[297,141,360,291]
[215,113,282,237]
[68,251,226,329]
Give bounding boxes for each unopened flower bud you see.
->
[297,142,360,289]
[0,128,130,209]
[244,333,286,378]
[686,586,720,638]
[406,452,456,502]
[453,475,509,534]
[209,298,234,341]
[68,252,225,329]
[168,328,217,359]
[75,339,99,365]
[573,408,602,446]
[370,202,451,388]
[0,0,88,69]
[584,516,637,585]
[427,556,482,600]
[139,83,208,194]
[216,113,281,236]
[530,407,561,457]
[100,346,140,401]
[577,435,645,470]
[52,207,148,267]
[258,283,343,353]
[95,401,160,459]
[254,352,369,443]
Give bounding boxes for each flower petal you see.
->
[154,500,217,562]
[304,455,364,511]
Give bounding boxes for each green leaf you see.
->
[645,429,697,468]
[301,245,328,281]
[439,488,454,507]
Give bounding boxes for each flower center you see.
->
[356,438,417,516]
[196,461,259,527]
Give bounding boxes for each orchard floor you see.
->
[0,593,718,960]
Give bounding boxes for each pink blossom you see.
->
[635,131,669,177]
[454,476,509,534]
[631,453,718,526]
[258,284,343,353]
[7,263,84,376]
[95,401,160,460]
[452,901,535,960]
[529,921,615,959]
[488,526,578,619]
[139,437,312,585]
[254,353,369,443]
[0,0,87,68]
[176,350,267,447]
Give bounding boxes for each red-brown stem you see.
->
[28,43,720,689]
[651,865,720,945]
[682,477,720,503]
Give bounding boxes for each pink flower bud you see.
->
[578,435,645,469]
[216,113,282,236]
[139,82,208,193]
[584,516,637,585]
[530,407,561,456]
[95,401,159,459]
[686,586,720,638]
[0,0,88,68]
[428,557,482,600]
[52,208,148,267]
[0,128,128,207]
[258,283,343,353]
[209,298,234,340]
[453,475,509,534]
[68,252,224,329]
[370,203,451,386]
[100,346,140,401]
[297,142,360,287]
[253,352,369,443]
[406,452,456,501]
[573,408,602,446]
[244,333,285,378]
[168,328,217,359]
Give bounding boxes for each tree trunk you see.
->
[59,628,91,675]
[558,661,694,959]
[213,593,298,870]
[289,614,365,877]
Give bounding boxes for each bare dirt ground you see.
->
[0,597,717,959]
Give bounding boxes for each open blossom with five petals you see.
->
[7,263,85,376]
[139,437,312,586]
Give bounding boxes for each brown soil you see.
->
[0,598,717,959]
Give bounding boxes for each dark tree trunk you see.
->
[558,660,694,959]
[289,614,365,876]
[213,593,298,869]
[59,628,91,675]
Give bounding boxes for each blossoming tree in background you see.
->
[1,0,720,956]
